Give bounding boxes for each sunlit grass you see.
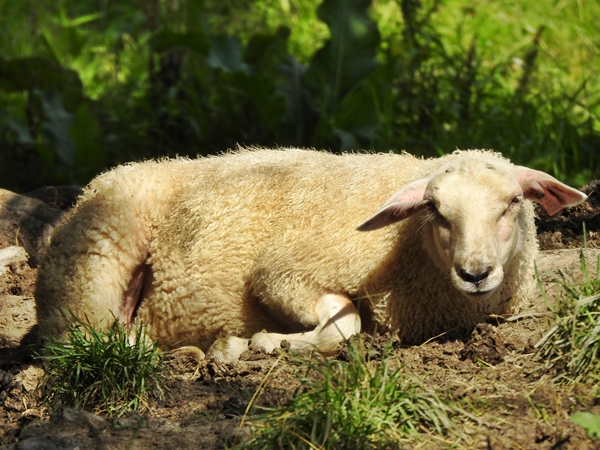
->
[239,336,472,449]
[535,249,600,385]
[37,316,165,417]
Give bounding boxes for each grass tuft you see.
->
[37,316,165,417]
[535,249,600,385]
[239,335,470,449]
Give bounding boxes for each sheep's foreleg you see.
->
[206,294,361,362]
[251,293,361,354]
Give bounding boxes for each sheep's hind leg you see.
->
[121,262,152,326]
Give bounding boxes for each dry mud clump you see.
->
[1,182,600,449]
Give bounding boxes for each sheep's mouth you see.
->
[462,289,495,300]
[470,291,492,297]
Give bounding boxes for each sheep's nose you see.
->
[458,268,490,286]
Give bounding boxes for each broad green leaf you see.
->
[239,72,287,137]
[38,90,76,167]
[41,25,87,61]
[149,30,209,55]
[277,56,314,146]
[234,28,292,139]
[332,76,385,149]
[571,412,600,439]
[244,27,291,75]
[71,102,106,182]
[185,0,204,32]
[208,35,249,73]
[305,0,380,113]
[333,128,359,150]
[4,119,35,146]
[0,57,83,108]
[67,11,104,28]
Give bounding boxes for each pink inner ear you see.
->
[381,181,428,207]
[511,166,587,216]
[536,186,565,216]
[356,199,429,231]
[356,178,430,231]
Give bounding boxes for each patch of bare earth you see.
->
[1,182,600,449]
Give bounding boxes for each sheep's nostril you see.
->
[458,268,490,286]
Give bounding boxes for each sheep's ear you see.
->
[356,178,430,231]
[511,166,588,216]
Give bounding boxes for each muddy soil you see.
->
[1,182,600,449]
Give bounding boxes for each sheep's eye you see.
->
[502,196,522,217]
[427,202,443,219]
[508,196,522,209]
[428,202,450,228]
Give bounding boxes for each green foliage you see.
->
[305,0,379,109]
[240,336,469,449]
[37,316,165,417]
[0,0,598,192]
[571,412,600,440]
[535,250,600,385]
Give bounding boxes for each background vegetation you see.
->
[0,0,598,192]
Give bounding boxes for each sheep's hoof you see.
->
[167,345,206,364]
[207,336,249,363]
[250,332,280,354]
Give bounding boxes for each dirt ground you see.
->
[1,182,600,449]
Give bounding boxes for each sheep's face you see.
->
[356,154,588,302]
[423,161,525,300]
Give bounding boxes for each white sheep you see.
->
[34,148,587,361]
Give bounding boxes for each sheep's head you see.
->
[357,156,588,301]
